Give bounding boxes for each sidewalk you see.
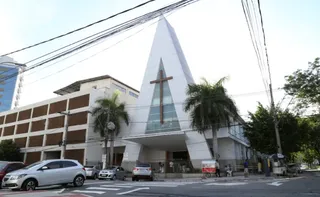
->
[158,174,277,183]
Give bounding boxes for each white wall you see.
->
[218,138,236,160]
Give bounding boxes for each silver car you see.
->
[132,163,154,181]
[1,159,86,191]
[99,166,126,180]
[84,165,101,179]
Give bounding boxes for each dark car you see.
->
[0,161,25,188]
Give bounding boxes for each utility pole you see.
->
[59,111,70,159]
[269,84,282,154]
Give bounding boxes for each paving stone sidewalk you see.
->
[159,174,278,183]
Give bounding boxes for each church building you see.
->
[120,17,250,172]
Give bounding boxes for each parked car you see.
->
[0,161,25,188]
[1,159,86,191]
[98,166,126,180]
[84,165,101,179]
[132,163,154,181]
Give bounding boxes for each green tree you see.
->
[92,92,129,167]
[284,57,320,111]
[0,140,22,161]
[304,114,320,158]
[184,77,239,159]
[244,103,308,156]
[302,148,317,167]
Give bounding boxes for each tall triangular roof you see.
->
[156,16,194,84]
[129,16,195,135]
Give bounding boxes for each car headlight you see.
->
[10,174,27,180]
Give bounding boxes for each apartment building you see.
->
[0,56,26,112]
[0,75,139,165]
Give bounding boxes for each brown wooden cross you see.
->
[150,69,173,124]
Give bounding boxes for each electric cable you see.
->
[0,0,157,57]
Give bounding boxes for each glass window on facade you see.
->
[112,83,126,93]
[129,91,138,98]
[146,59,181,133]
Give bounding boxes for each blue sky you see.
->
[0,0,319,117]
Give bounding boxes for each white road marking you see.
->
[84,181,114,185]
[86,187,120,191]
[73,190,106,194]
[116,183,178,187]
[101,185,133,188]
[205,182,248,186]
[54,188,65,194]
[117,187,150,195]
[267,181,283,186]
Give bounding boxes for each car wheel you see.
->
[111,175,116,181]
[73,175,85,187]
[122,176,126,181]
[132,177,135,181]
[23,179,36,191]
[93,174,98,180]
[150,176,154,181]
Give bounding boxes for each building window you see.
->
[129,91,138,98]
[112,83,126,93]
[145,62,180,133]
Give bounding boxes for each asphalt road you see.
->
[1,173,319,197]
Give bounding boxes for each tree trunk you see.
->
[104,136,109,169]
[109,132,115,166]
[212,127,219,160]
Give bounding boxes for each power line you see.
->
[0,0,199,84]
[0,0,156,57]
[241,0,270,102]
[257,0,272,84]
[0,12,178,93]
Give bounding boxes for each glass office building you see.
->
[0,56,24,112]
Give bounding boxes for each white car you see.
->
[1,159,86,191]
[99,166,126,180]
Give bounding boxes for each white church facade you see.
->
[116,17,251,172]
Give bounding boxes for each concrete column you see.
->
[185,132,212,169]
[121,142,144,171]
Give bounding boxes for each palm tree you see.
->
[184,77,239,159]
[92,92,130,167]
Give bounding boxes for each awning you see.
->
[123,131,187,151]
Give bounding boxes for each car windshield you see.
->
[23,161,43,169]
[0,162,8,170]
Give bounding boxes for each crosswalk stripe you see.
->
[73,190,106,194]
[87,187,120,191]
[115,183,178,187]
[117,187,150,195]
[101,185,133,188]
